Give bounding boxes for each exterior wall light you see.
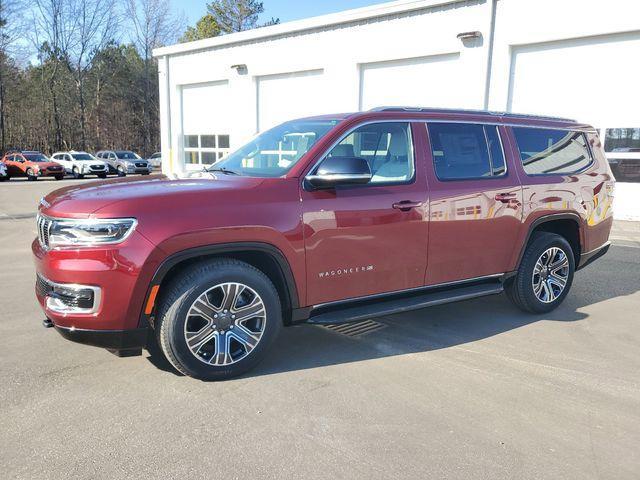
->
[457,31,482,40]
[231,64,248,75]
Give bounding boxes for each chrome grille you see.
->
[36,214,52,248]
[36,274,53,297]
[135,162,146,168]
[90,164,104,170]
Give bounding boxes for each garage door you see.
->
[257,70,325,131]
[508,32,640,126]
[359,53,469,110]
[181,81,232,167]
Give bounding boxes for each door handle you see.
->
[392,200,423,211]
[494,192,517,203]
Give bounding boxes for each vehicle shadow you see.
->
[145,245,639,379]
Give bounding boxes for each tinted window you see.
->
[428,123,506,180]
[327,122,414,184]
[71,153,94,160]
[115,151,138,159]
[23,153,49,162]
[513,128,592,175]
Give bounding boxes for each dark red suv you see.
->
[33,108,614,380]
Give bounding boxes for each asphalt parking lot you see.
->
[1,178,639,479]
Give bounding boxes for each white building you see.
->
[154,0,640,180]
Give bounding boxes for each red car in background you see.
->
[2,151,65,181]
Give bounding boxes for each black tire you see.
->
[154,258,282,380]
[505,232,575,314]
[54,175,64,180]
[117,165,126,177]
[0,176,8,181]
[26,168,37,181]
[97,173,107,179]
[72,167,84,179]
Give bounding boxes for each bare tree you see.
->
[125,0,184,156]
[0,0,25,150]
[65,0,119,150]
[32,0,76,150]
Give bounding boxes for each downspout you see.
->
[162,55,173,175]
[483,0,498,110]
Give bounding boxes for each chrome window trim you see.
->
[302,119,416,189]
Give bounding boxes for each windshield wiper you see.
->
[207,166,241,176]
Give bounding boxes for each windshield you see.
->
[23,153,49,162]
[71,153,95,161]
[210,119,339,177]
[115,151,140,160]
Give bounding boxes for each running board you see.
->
[306,282,504,325]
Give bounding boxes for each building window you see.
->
[428,123,506,180]
[513,128,593,175]
[184,134,231,165]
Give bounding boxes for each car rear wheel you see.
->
[154,258,282,380]
[72,167,84,179]
[26,168,37,181]
[117,165,126,177]
[505,232,575,314]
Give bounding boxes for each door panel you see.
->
[301,122,429,306]
[423,123,523,285]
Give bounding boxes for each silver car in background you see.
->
[96,150,152,176]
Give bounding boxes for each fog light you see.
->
[38,274,101,314]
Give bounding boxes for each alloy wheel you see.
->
[532,247,570,303]
[184,282,267,366]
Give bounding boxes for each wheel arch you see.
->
[515,213,583,270]
[140,242,300,328]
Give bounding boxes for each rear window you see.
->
[428,123,506,180]
[513,128,592,175]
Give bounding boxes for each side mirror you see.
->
[306,156,372,189]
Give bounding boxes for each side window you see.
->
[327,122,414,184]
[428,123,506,180]
[513,128,593,175]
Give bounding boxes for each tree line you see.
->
[0,0,277,157]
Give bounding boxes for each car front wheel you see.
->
[26,168,37,181]
[117,165,126,177]
[505,232,575,314]
[154,259,282,380]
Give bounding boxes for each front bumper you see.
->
[32,229,159,333]
[53,324,147,352]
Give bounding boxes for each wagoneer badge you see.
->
[318,265,374,278]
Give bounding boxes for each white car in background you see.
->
[51,151,109,179]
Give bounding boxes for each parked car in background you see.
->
[147,152,162,169]
[96,150,152,176]
[0,159,8,181]
[2,151,65,180]
[51,151,108,179]
[34,108,614,380]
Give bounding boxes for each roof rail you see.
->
[369,106,576,123]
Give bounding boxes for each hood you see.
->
[33,162,63,169]
[41,173,265,217]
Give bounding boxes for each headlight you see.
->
[45,217,137,248]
